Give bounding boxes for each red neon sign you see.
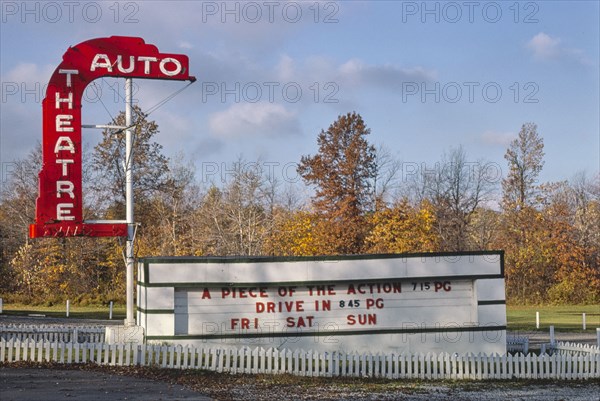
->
[29,36,195,238]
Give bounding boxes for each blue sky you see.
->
[1,1,598,192]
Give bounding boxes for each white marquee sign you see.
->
[137,252,506,354]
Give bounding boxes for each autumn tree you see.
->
[138,156,201,256]
[570,173,600,271]
[0,146,40,294]
[500,123,546,302]
[265,209,320,256]
[542,179,600,303]
[90,105,170,220]
[297,112,376,254]
[220,160,269,255]
[497,179,599,304]
[0,145,40,245]
[2,107,180,303]
[365,199,438,254]
[191,159,274,256]
[502,123,545,210]
[0,146,88,301]
[425,146,495,251]
[0,144,129,303]
[371,145,402,211]
[468,208,500,250]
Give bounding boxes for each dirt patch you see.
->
[0,364,210,401]
[1,362,599,401]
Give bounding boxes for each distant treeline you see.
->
[1,111,598,305]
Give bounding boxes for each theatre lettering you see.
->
[30,36,194,238]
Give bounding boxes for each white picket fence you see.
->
[550,342,600,356]
[0,324,105,343]
[1,339,599,380]
[506,335,529,354]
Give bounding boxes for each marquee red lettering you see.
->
[286,316,314,328]
[256,301,304,313]
[347,282,401,294]
[222,287,268,298]
[347,313,377,326]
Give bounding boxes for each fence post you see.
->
[596,328,600,347]
[0,298,3,314]
[109,302,113,320]
[66,300,70,317]
[582,313,586,331]
[536,311,540,329]
[549,325,555,345]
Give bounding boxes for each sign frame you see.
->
[137,251,507,355]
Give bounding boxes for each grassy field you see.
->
[0,303,126,321]
[1,303,598,332]
[507,304,600,332]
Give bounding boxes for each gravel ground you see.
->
[0,366,210,401]
[1,363,599,401]
[1,315,599,400]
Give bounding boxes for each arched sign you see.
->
[29,36,195,238]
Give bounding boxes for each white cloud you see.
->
[5,63,44,82]
[526,32,592,65]
[208,102,300,138]
[481,130,516,147]
[0,63,56,162]
[338,59,436,88]
[275,54,296,82]
[2,62,56,99]
[165,50,436,108]
[178,41,194,50]
[527,32,562,60]
[153,110,195,151]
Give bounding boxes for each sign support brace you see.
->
[125,77,135,327]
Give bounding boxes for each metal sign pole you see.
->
[125,77,135,327]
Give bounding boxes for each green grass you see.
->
[507,304,600,332]
[1,303,126,320]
